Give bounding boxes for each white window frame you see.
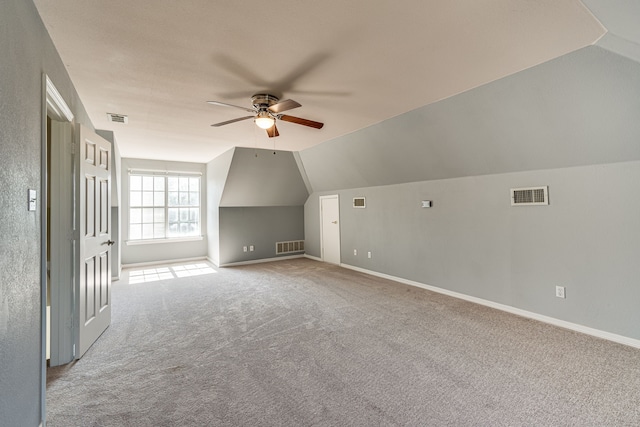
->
[127,170,202,244]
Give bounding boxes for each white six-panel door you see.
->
[77,125,112,358]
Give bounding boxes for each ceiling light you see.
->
[255,112,275,129]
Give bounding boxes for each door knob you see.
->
[331,221,338,224]
[105,240,115,246]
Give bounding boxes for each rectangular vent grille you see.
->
[107,113,128,124]
[511,186,549,206]
[353,197,366,208]
[276,240,305,254]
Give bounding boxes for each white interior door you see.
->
[76,125,112,358]
[320,195,341,265]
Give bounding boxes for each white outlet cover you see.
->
[556,286,566,298]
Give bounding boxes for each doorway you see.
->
[319,195,341,265]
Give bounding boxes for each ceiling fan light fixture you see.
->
[255,112,275,129]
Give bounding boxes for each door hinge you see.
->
[69,142,77,155]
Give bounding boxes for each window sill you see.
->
[126,236,203,246]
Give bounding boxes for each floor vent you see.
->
[107,113,128,124]
[276,240,305,254]
[511,186,549,206]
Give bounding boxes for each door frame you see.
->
[41,74,75,423]
[319,194,341,264]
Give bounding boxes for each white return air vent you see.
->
[276,240,305,255]
[107,113,128,124]
[353,197,366,208]
[511,186,549,206]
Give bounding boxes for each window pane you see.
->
[129,174,199,241]
[154,177,165,191]
[189,192,199,206]
[154,208,165,223]
[168,191,179,206]
[168,208,178,223]
[142,191,154,206]
[154,191,164,207]
[179,177,189,192]
[130,191,142,207]
[189,177,199,191]
[129,224,142,240]
[189,223,198,235]
[168,177,178,191]
[142,208,154,223]
[154,223,165,238]
[130,208,142,224]
[168,223,179,236]
[142,176,154,191]
[130,176,142,191]
[142,224,154,239]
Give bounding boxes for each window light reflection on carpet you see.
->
[128,263,216,284]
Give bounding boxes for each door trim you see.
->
[42,74,75,423]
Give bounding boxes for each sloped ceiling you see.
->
[300,45,640,192]
[33,1,604,162]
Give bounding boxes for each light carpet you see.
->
[46,258,640,426]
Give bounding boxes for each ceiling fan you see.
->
[208,93,324,138]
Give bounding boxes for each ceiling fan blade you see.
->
[268,99,301,114]
[278,115,324,129]
[211,116,254,127]
[207,100,255,113]
[266,124,279,138]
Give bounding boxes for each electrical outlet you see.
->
[249,245,254,252]
[556,286,566,299]
[354,249,357,256]
[367,251,372,259]
[243,246,247,252]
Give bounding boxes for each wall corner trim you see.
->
[340,263,640,350]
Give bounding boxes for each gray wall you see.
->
[121,158,207,265]
[305,161,640,340]
[219,206,305,265]
[208,147,309,266]
[300,42,640,343]
[0,0,94,424]
[206,148,235,266]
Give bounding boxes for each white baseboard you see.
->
[206,256,219,268]
[122,256,209,270]
[304,254,322,262]
[340,263,640,350]
[219,254,304,267]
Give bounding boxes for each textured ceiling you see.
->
[33,1,604,163]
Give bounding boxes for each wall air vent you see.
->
[511,186,549,206]
[276,240,305,255]
[107,113,128,124]
[353,197,366,208]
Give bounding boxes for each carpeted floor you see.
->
[46,258,640,426]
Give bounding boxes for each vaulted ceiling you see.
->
[34,1,607,163]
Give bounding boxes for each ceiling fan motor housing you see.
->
[251,94,279,112]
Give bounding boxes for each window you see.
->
[129,174,201,241]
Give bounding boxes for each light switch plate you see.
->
[28,189,37,211]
